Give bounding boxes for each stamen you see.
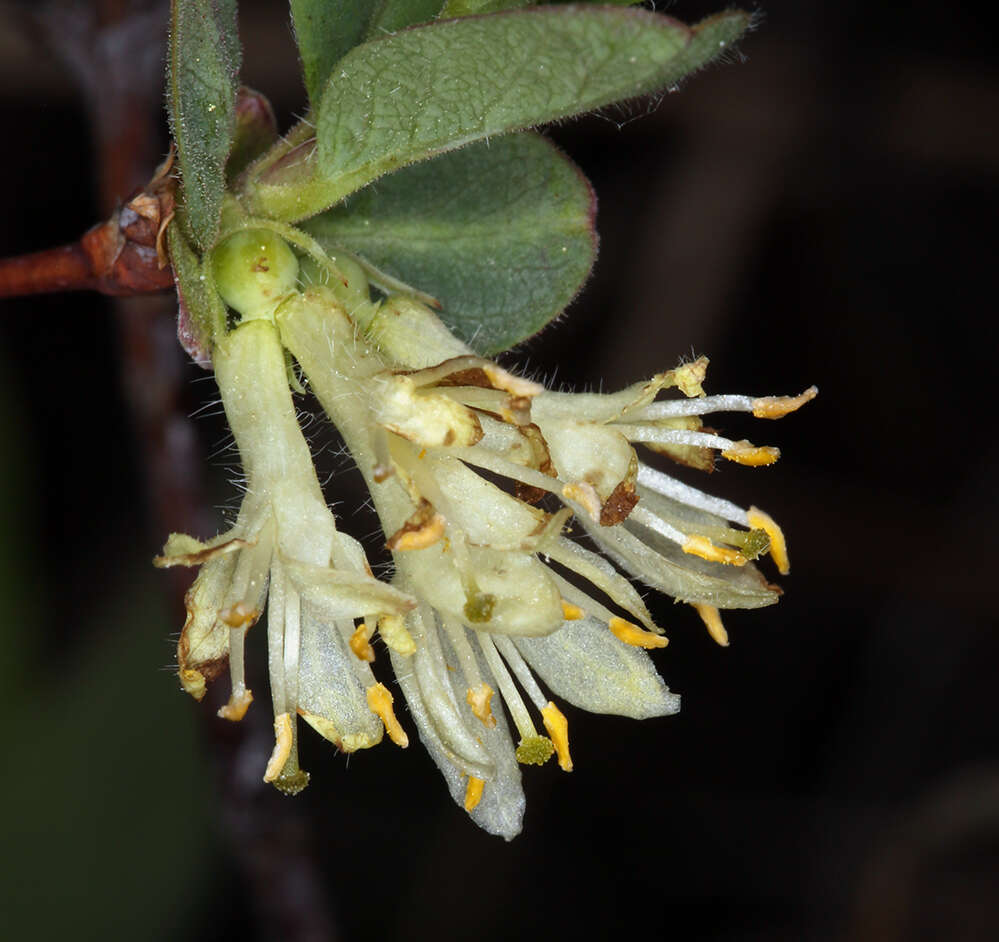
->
[464,776,485,811]
[441,619,485,692]
[466,684,497,728]
[378,613,417,656]
[335,618,379,688]
[349,621,376,662]
[691,603,729,646]
[609,616,669,649]
[636,463,750,525]
[616,426,735,451]
[263,712,294,782]
[444,446,564,497]
[747,506,790,574]
[629,393,755,420]
[552,574,630,631]
[629,505,693,546]
[752,386,818,418]
[220,601,258,629]
[219,602,258,721]
[366,682,409,747]
[217,688,254,721]
[267,559,288,715]
[545,537,656,630]
[721,441,780,466]
[493,635,548,712]
[541,702,573,772]
[476,633,552,765]
[682,534,748,567]
[561,600,584,620]
[283,585,303,731]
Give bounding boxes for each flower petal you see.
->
[297,601,385,752]
[390,616,525,840]
[515,616,680,719]
[285,560,416,617]
[176,553,237,700]
[583,516,780,609]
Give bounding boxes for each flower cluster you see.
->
[158,229,815,837]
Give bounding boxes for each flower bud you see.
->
[211,228,299,322]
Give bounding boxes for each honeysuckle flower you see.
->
[155,247,415,793]
[268,277,815,836]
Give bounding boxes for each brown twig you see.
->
[0,182,176,298]
[24,3,341,940]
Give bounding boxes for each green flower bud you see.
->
[211,229,299,322]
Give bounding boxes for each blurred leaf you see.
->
[304,132,595,354]
[243,8,750,222]
[291,0,379,108]
[0,365,38,708]
[0,566,214,939]
[167,0,241,251]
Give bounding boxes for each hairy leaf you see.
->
[241,8,750,222]
[291,0,379,108]
[366,0,444,35]
[304,132,595,354]
[167,0,241,251]
[439,0,529,18]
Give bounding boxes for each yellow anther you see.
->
[560,600,584,621]
[466,683,497,728]
[609,616,668,649]
[516,736,555,766]
[366,682,409,747]
[721,441,780,467]
[180,667,207,701]
[349,622,376,662]
[541,702,573,772]
[378,613,416,656]
[682,534,748,567]
[217,688,254,721]
[747,506,790,575]
[388,511,447,550]
[464,776,485,812]
[562,481,602,523]
[263,712,294,783]
[752,386,818,419]
[691,603,729,647]
[220,601,259,629]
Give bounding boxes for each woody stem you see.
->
[0,242,100,297]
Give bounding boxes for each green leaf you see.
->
[291,0,380,108]
[303,132,595,354]
[365,0,444,36]
[167,0,241,251]
[241,8,750,222]
[167,221,226,364]
[440,0,530,16]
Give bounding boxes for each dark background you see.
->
[1,1,996,940]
